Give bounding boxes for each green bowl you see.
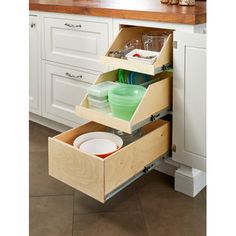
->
[108,84,146,120]
[108,84,146,103]
[109,101,139,120]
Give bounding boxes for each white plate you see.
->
[73,132,123,156]
[79,138,117,155]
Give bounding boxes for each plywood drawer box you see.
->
[76,70,172,134]
[44,17,110,72]
[101,27,173,75]
[49,119,171,203]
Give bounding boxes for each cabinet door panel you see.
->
[173,31,206,171]
[43,62,99,127]
[44,17,110,72]
[29,15,41,115]
[185,47,206,157]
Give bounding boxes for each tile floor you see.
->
[29,121,206,236]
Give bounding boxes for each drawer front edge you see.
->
[48,138,105,202]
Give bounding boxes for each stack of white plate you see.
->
[73,132,123,158]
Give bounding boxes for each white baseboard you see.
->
[155,158,206,197]
[29,113,71,132]
[175,165,206,197]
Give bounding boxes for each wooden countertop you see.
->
[29,0,206,25]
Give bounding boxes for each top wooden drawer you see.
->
[44,17,111,72]
[101,27,173,75]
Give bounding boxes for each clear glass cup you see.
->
[124,39,143,51]
[142,31,168,52]
[179,0,195,5]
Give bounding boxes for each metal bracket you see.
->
[154,63,172,74]
[173,41,177,49]
[105,154,168,202]
[172,144,176,152]
[131,107,171,132]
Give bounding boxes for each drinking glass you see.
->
[142,31,168,52]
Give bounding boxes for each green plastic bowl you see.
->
[108,84,146,103]
[109,101,139,120]
[108,84,146,120]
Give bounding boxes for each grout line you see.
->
[29,193,74,198]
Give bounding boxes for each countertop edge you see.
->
[29,4,206,25]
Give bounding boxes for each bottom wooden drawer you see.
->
[48,119,171,203]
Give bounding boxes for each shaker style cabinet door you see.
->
[43,62,99,127]
[44,17,111,73]
[29,15,41,115]
[173,31,206,171]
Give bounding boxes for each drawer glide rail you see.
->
[131,107,171,132]
[105,153,169,202]
[154,63,172,75]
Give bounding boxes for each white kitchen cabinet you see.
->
[44,16,111,72]
[43,62,99,127]
[28,11,207,199]
[173,31,206,171]
[29,15,41,115]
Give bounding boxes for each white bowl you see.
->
[126,49,160,65]
[80,138,117,155]
[73,132,123,158]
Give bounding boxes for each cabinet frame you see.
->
[29,14,42,115]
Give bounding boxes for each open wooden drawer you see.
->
[101,27,173,75]
[48,119,170,203]
[76,70,172,134]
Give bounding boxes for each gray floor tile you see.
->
[29,195,73,236]
[29,151,74,196]
[135,171,174,193]
[29,121,59,152]
[29,121,206,236]
[138,189,206,236]
[73,211,148,236]
[74,184,141,214]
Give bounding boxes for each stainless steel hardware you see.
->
[105,154,167,201]
[64,23,82,28]
[65,72,82,79]
[173,41,177,49]
[131,107,171,132]
[30,22,36,28]
[172,144,176,152]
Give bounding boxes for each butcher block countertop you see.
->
[29,0,206,25]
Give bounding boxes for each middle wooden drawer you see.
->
[76,69,172,133]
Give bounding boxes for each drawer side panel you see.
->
[104,120,171,195]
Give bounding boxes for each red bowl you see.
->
[96,147,122,158]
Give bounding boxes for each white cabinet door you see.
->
[43,62,99,127]
[29,15,41,115]
[173,31,206,171]
[44,17,110,72]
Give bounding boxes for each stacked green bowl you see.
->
[108,84,146,120]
